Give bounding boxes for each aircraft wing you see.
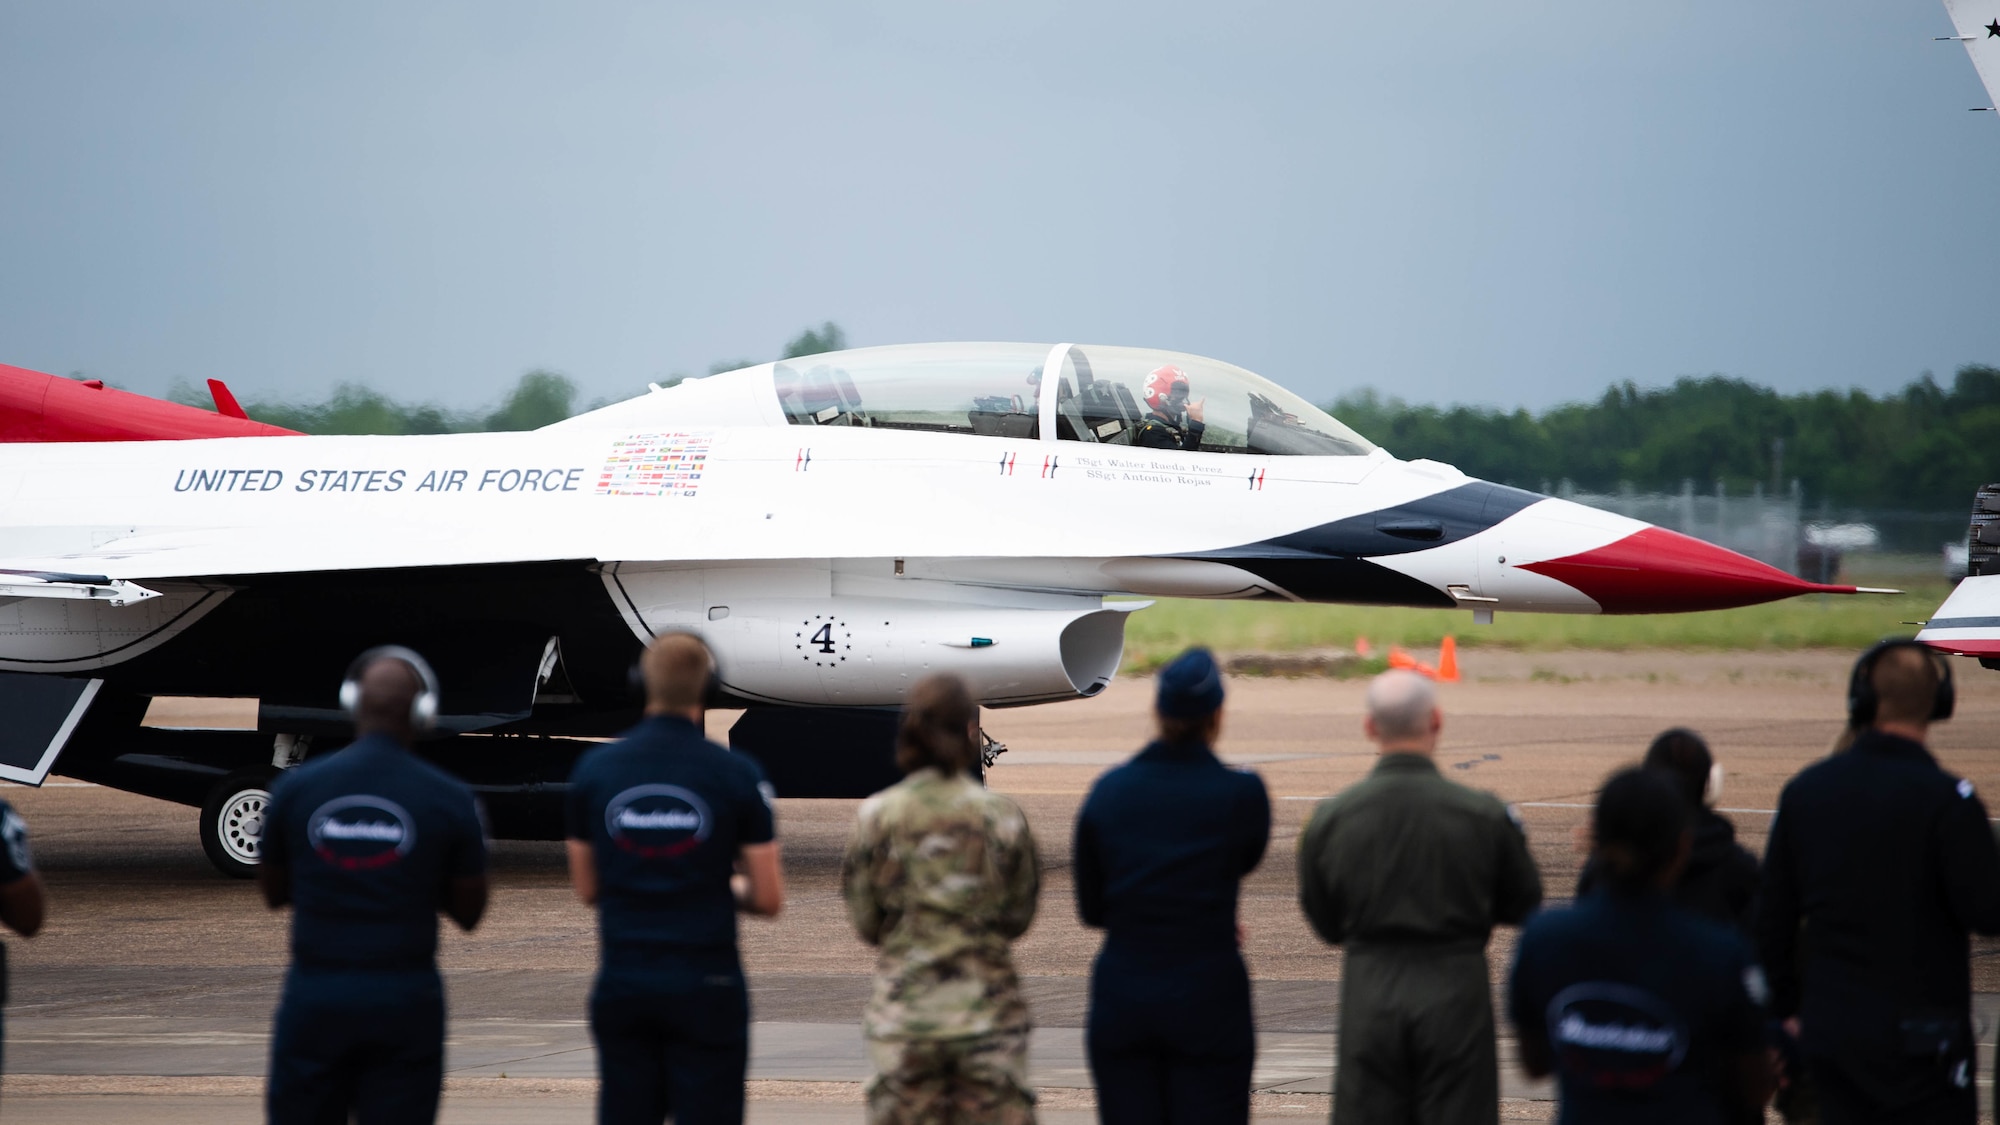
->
[0,526,574,585]
[0,363,299,442]
[1944,0,2000,109]
[1918,573,2000,659]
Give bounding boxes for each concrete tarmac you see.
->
[6,648,2000,1123]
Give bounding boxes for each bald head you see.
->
[642,633,714,717]
[1365,670,1442,754]
[354,655,425,742]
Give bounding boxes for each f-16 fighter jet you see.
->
[1920,486,2000,665]
[1915,3,2000,665]
[0,343,1878,874]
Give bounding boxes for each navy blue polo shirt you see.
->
[1074,739,1270,958]
[1756,730,2000,1107]
[564,715,774,968]
[263,735,488,974]
[1509,891,1766,1125]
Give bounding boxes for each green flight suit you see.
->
[1297,752,1542,1125]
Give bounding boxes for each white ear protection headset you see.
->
[339,645,442,731]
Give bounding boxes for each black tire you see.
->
[1969,485,2000,578]
[200,766,278,879]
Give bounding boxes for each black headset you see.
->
[340,645,442,731]
[1846,637,1955,727]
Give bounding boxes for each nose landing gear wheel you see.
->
[200,767,278,879]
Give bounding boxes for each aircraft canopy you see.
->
[769,343,1374,456]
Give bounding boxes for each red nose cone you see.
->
[1518,526,1858,614]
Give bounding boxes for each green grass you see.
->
[1116,582,1953,673]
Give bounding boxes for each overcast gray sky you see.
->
[1,1,1995,413]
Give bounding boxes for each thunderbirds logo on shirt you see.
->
[606,784,712,859]
[1547,982,1689,1089]
[307,795,417,871]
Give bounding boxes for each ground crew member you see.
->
[1131,365,1206,450]
[1576,728,1759,934]
[1297,669,1542,1124]
[0,798,44,1086]
[567,633,784,1125]
[261,647,489,1125]
[1511,767,1772,1123]
[1075,647,1269,1124]
[1757,640,2000,1125]
[842,673,1041,1125]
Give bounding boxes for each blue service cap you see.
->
[1156,647,1225,718]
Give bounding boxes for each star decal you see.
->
[1988,18,2000,37]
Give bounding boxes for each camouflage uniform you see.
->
[842,767,1042,1125]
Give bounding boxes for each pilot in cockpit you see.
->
[1132,365,1206,451]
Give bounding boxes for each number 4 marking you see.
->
[810,624,836,653]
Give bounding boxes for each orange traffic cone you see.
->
[1437,636,1460,683]
[1387,647,1440,679]
[1354,636,1373,658]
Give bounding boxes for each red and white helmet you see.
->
[1143,365,1191,412]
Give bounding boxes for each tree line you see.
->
[166,329,1988,514]
[1332,365,2000,515]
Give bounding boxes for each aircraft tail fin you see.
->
[206,378,249,419]
[1941,0,2000,111]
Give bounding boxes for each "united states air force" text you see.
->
[172,467,589,494]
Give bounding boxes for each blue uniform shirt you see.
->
[1074,739,1270,957]
[565,715,775,968]
[1510,891,1766,1125]
[1756,729,2000,1109]
[263,736,488,973]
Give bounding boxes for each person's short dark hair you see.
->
[641,633,713,712]
[1156,713,1214,746]
[1593,767,1693,894]
[1871,644,1943,726]
[355,655,424,733]
[897,674,978,776]
[1642,728,1712,809]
